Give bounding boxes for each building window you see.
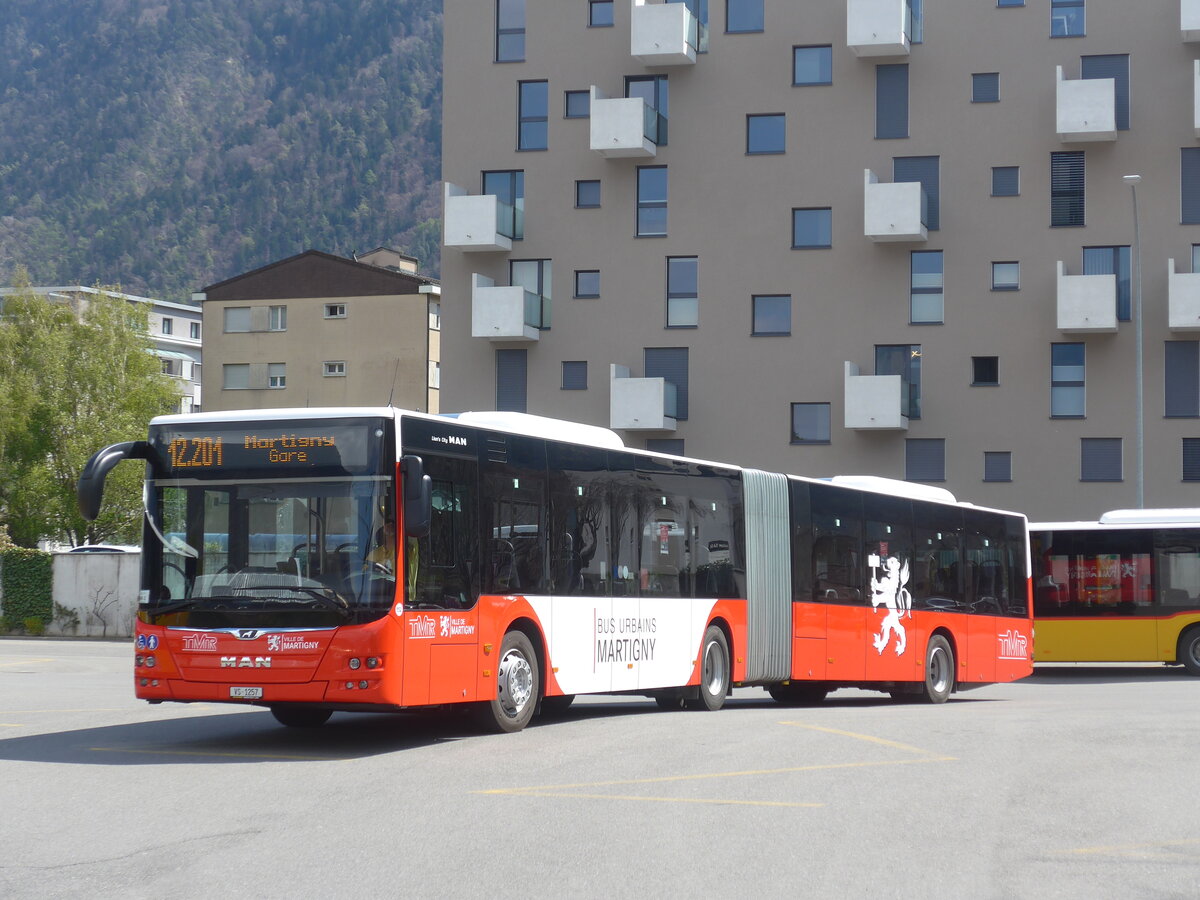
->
[637,166,668,236]
[193,363,202,384]
[876,344,921,419]
[997,0,1024,6]
[972,357,999,385]
[562,361,588,390]
[496,0,525,62]
[992,261,1020,291]
[1081,438,1121,482]
[323,361,347,377]
[906,438,946,483]
[496,349,528,412]
[483,170,525,239]
[223,307,250,333]
[576,179,601,209]
[1081,55,1129,130]
[429,300,441,331]
[1051,151,1085,227]
[790,403,831,444]
[792,208,832,249]
[1182,149,1200,225]
[752,295,791,335]
[269,305,287,331]
[992,166,1020,197]
[1051,343,1085,417]
[564,90,590,118]
[983,452,1012,482]
[1193,244,1200,273]
[589,0,613,27]
[646,438,684,455]
[518,81,548,150]
[875,64,909,139]
[911,250,944,324]
[574,270,600,298]
[666,257,698,327]
[222,363,249,390]
[324,303,346,318]
[511,259,552,329]
[161,357,181,377]
[161,317,173,335]
[1184,439,1200,481]
[626,74,668,145]
[268,363,286,388]
[793,45,832,86]
[1083,246,1131,321]
[895,156,939,230]
[1165,341,1200,417]
[190,321,201,340]
[645,347,689,419]
[972,73,999,103]
[746,113,785,154]
[726,0,763,33]
[1051,0,1084,37]
[428,360,441,390]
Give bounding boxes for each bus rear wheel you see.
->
[921,634,954,704]
[478,630,539,733]
[270,706,332,728]
[686,625,730,711]
[1178,629,1200,676]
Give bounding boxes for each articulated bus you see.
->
[77,407,1033,732]
[1030,510,1200,674]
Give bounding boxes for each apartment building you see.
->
[440,0,1200,521]
[197,248,442,413]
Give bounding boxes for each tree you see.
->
[0,270,180,547]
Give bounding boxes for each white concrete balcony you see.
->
[847,0,911,57]
[443,183,515,252]
[864,170,927,242]
[844,362,908,431]
[1169,259,1200,331]
[589,87,660,158]
[471,274,540,342]
[1184,0,1200,41]
[631,0,698,66]
[1057,261,1117,333]
[1194,61,1200,136]
[609,364,677,431]
[1056,66,1116,142]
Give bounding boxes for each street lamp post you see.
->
[1123,174,1144,509]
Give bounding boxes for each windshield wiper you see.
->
[260,585,353,615]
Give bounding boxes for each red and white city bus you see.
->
[77,407,1033,732]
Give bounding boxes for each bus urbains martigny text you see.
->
[77,407,1033,732]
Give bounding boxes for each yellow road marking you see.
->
[1061,838,1200,857]
[1,708,131,714]
[90,746,344,762]
[0,658,55,668]
[497,791,823,808]
[0,724,25,728]
[778,721,955,759]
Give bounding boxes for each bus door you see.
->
[810,484,866,681]
[1155,529,1200,658]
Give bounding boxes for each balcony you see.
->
[863,170,927,242]
[443,183,516,252]
[1056,66,1116,142]
[1169,259,1200,331]
[609,364,677,431]
[470,274,541,342]
[1184,0,1200,41]
[1057,261,1117,333]
[1195,61,1200,136]
[847,0,911,57]
[844,362,908,431]
[589,87,659,158]
[631,0,698,66]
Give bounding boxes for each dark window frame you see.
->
[790,402,832,445]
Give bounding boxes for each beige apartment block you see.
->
[440,0,1200,521]
[197,249,441,413]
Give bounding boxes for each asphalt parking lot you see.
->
[1,638,1198,899]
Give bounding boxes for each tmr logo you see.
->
[997,629,1029,660]
[220,656,272,668]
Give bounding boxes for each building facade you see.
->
[441,0,1200,520]
[197,249,442,413]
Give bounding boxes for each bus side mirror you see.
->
[401,455,432,539]
[77,441,151,521]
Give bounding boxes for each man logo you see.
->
[220,656,272,668]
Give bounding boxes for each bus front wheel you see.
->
[479,630,539,733]
[921,635,955,704]
[686,625,730,711]
[1178,628,1200,676]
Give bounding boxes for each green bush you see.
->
[0,549,53,626]
[23,617,45,636]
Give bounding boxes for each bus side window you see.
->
[810,483,864,604]
[549,443,608,596]
[911,502,964,611]
[413,455,479,610]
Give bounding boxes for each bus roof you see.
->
[150,407,396,426]
[1032,508,1200,530]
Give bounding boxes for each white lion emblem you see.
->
[869,553,912,655]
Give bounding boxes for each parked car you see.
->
[66,544,137,553]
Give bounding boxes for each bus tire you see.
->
[686,625,730,711]
[921,634,955,703]
[767,683,828,706]
[479,630,539,733]
[1178,628,1200,676]
[655,692,686,710]
[270,706,332,728]
[540,694,575,717]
